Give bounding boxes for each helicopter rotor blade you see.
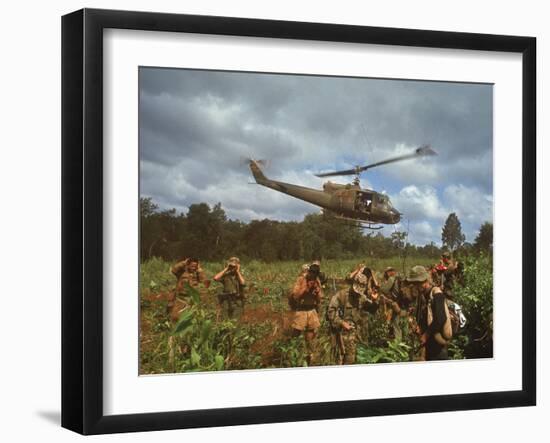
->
[315,167,359,178]
[357,144,436,172]
[315,144,437,178]
[239,156,270,168]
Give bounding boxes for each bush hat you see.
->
[405,265,429,283]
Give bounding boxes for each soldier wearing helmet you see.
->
[213,256,246,319]
[327,272,379,365]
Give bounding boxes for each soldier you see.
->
[407,265,452,361]
[311,260,328,286]
[431,251,462,297]
[213,257,246,319]
[379,266,398,299]
[346,264,380,343]
[347,262,365,282]
[168,257,207,322]
[327,273,379,364]
[352,264,380,343]
[288,262,323,365]
[378,267,409,342]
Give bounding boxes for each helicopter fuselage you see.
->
[249,161,400,225]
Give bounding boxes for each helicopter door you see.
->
[355,191,373,213]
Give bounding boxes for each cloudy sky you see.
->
[139,67,493,246]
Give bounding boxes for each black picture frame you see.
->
[62,8,536,435]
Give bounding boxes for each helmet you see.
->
[227,256,240,267]
[352,273,369,296]
[405,265,429,283]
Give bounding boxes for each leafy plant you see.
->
[356,340,412,364]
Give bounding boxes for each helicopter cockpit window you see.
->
[379,194,391,207]
[355,191,373,213]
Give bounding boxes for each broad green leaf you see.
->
[214,355,224,371]
[173,310,194,334]
[184,282,200,305]
[191,347,201,366]
[200,320,213,345]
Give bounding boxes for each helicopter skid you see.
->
[332,214,384,230]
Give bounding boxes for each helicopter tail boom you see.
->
[248,160,333,208]
[249,160,269,184]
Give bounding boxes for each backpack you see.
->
[447,301,467,334]
[426,287,453,345]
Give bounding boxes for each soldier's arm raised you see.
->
[171,260,187,279]
[291,276,307,300]
[235,263,245,285]
[213,268,228,282]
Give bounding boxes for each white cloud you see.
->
[391,185,448,221]
[443,184,493,225]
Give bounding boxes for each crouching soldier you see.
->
[407,265,453,361]
[213,257,245,319]
[168,257,207,322]
[379,267,414,342]
[346,264,379,344]
[327,273,379,365]
[288,263,323,365]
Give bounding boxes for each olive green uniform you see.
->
[216,271,244,319]
[327,288,373,364]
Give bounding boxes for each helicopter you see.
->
[248,145,437,229]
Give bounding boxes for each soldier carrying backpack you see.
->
[406,265,452,361]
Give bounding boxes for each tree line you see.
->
[140,197,492,263]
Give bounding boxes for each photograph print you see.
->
[139,67,493,374]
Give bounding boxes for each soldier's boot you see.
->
[304,331,317,366]
[342,331,357,365]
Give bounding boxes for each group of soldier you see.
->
[167,251,464,366]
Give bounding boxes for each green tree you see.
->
[441,212,466,252]
[473,222,493,254]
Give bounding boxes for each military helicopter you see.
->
[248,145,436,229]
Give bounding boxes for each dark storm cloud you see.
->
[140,67,493,244]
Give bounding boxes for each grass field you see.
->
[139,256,446,374]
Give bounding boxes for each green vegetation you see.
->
[140,198,444,263]
[441,212,466,252]
[140,254,493,374]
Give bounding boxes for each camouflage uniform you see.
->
[346,265,379,344]
[168,259,206,321]
[379,268,411,342]
[327,273,377,364]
